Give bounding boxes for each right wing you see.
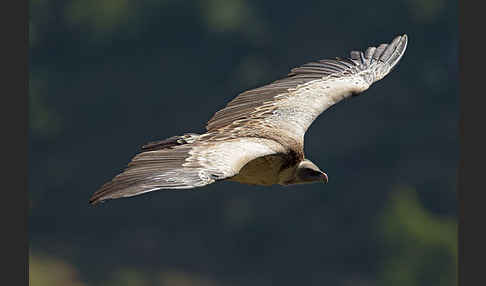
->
[89,136,286,204]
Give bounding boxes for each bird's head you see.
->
[285,159,328,185]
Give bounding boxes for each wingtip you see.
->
[352,33,408,83]
[402,34,408,48]
[88,196,101,205]
[397,34,408,49]
[393,34,407,41]
[88,190,106,205]
[399,34,408,47]
[392,33,408,64]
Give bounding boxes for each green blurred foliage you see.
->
[29,71,62,138]
[201,0,251,32]
[198,0,266,41]
[408,0,447,22]
[29,186,458,286]
[376,186,457,286]
[156,269,220,286]
[29,0,49,47]
[30,252,87,286]
[30,253,222,286]
[104,268,152,286]
[65,0,134,36]
[29,0,457,285]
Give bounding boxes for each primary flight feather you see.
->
[89,34,408,205]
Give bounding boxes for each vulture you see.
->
[89,34,408,205]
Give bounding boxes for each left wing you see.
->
[205,34,408,146]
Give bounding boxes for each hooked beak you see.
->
[321,172,328,184]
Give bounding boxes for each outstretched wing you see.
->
[89,136,286,204]
[206,34,408,145]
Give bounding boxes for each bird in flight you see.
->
[89,34,408,205]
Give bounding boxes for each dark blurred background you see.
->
[29,0,458,285]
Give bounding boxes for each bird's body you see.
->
[89,34,408,205]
